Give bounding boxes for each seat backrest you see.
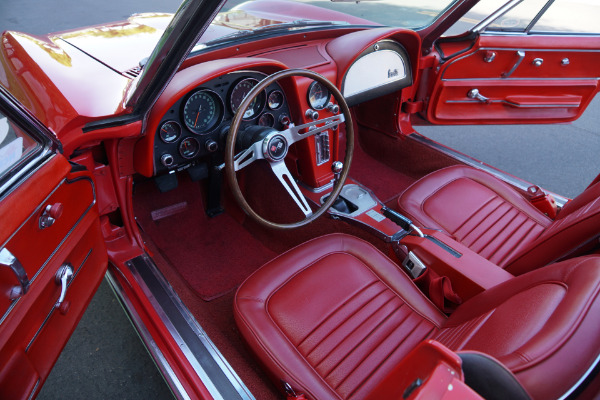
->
[505,181,600,275]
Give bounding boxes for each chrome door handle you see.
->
[502,50,525,78]
[55,264,73,307]
[468,89,490,103]
[0,248,30,300]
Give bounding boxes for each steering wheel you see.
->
[225,69,354,230]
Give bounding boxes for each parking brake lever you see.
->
[381,207,424,237]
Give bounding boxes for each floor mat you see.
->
[133,175,277,301]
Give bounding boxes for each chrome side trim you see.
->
[105,270,187,400]
[558,352,600,400]
[440,46,600,81]
[27,379,40,400]
[123,255,254,400]
[409,133,569,206]
[0,150,54,201]
[445,99,580,108]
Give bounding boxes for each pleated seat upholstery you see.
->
[398,165,600,275]
[234,234,600,400]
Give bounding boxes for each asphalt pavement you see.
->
[1,1,599,399]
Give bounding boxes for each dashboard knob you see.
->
[305,109,319,121]
[205,139,218,152]
[327,102,339,114]
[279,114,291,128]
[161,154,174,167]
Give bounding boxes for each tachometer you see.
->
[307,81,330,110]
[230,78,265,120]
[183,89,223,134]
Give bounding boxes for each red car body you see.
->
[0,0,599,398]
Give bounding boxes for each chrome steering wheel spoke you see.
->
[233,142,264,171]
[281,114,345,145]
[269,161,313,217]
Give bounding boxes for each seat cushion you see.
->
[436,256,600,399]
[234,234,446,400]
[235,234,600,400]
[397,166,552,269]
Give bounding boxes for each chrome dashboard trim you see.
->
[122,254,254,400]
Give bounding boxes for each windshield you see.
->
[198,0,460,48]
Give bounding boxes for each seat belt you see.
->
[415,269,462,314]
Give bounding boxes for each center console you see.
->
[300,180,513,303]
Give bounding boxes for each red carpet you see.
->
[133,175,277,301]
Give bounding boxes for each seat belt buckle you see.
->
[402,251,427,279]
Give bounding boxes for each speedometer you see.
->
[182,89,223,134]
[230,78,265,120]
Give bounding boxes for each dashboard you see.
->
[137,30,418,184]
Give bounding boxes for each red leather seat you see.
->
[397,165,600,275]
[234,234,600,400]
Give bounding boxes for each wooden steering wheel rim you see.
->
[225,68,354,230]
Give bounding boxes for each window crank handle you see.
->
[468,88,490,104]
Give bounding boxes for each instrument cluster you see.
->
[153,71,291,174]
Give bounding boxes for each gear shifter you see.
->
[381,207,424,237]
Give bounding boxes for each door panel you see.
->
[0,154,107,399]
[427,35,600,124]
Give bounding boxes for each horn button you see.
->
[263,133,288,162]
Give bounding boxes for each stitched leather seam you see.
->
[298,280,382,351]
[315,299,410,374]
[487,214,536,265]
[507,211,600,271]
[459,197,505,245]
[436,311,494,350]
[466,203,516,253]
[310,288,395,364]
[233,300,338,400]
[451,195,499,237]
[334,311,423,391]
[344,321,437,399]
[497,219,543,267]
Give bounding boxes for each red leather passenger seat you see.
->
[234,234,600,400]
[398,165,600,275]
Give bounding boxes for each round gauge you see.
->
[258,112,275,127]
[182,90,223,134]
[307,81,330,110]
[267,90,284,110]
[230,78,265,120]
[159,121,181,143]
[179,137,200,159]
